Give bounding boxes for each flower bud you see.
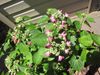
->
[12,36,17,44]
[59,21,66,28]
[27,41,32,45]
[45,43,52,48]
[45,29,52,36]
[48,37,53,42]
[50,15,56,23]
[44,51,51,57]
[17,39,20,44]
[65,49,70,54]
[66,41,71,47]
[58,55,64,61]
[59,31,66,41]
[64,13,69,17]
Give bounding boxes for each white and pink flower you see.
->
[48,37,53,42]
[64,13,69,17]
[45,43,52,48]
[65,49,70,54]
[44,51,51,57]
[66,41,71,47]
[58,55,64,61]
[59,21,66,28]
[59,31,67,41]
[45,29,52,36]
[50,15,56,23]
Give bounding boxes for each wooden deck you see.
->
[0,0,89,28]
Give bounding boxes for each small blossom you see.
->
[12,36,20,44]
[45,43,52,48]
[60,31,66,37]
[60,21,66,28]
[64,13,69,17]
[48,37,53,42]
[50,15,56,22]
[17,39,20,44]
[27,41,32,45]
[58,55,64,61]
[12,36,17,44]
[59,31,67,41]
[62,21,66,25]
[65,49,70,54]
[29,64,32,68]
[45,29,52,36]
[58,10,62,14]
[66,41,71,47]
[44,51,51,57]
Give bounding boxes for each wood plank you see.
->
[4,1,30,14]
[61,0,89,13]
[0,0,11,5]
[13,9,39,18]
[0,13,15,28]
[31,0,79,14]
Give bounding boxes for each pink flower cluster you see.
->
[12,36,20,44]
[59,31,67,41]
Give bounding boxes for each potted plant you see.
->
[0,8,100,75]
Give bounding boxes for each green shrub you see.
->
[0,8,100,75]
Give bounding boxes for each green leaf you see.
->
[26,22,36,31]
[80,30,90,36]
[47,8,58,15]
[9,50,18,59]
[66,18,72,25]
[1,71,4,75]
[22,16,31,21]
[30,30,47,47]
[91,34,100,46]
[76,12,84,19]
[38,15,49,23]
[70,36,76,45]
[79,32,93,47]
[80,49,89,63]
[18,66,29,74]
[43,63,49,72]
[73,21,82,30]
[63,72,67,75]
[17,43,29,54]
[86,16,95,23]
[3,39,10,51]
[69,55,84,71]
[16,72,25,75]
[46,23,55,30]
[33,48,47,64]
[17,43,32,64]
[25,52,32,64]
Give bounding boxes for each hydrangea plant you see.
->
[0,8,100,75]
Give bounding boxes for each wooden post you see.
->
[88,0,100,13]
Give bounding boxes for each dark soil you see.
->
[0,21,9,73]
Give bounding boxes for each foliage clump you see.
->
[0,8,100,75]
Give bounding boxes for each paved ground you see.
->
[82,11,100,34]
